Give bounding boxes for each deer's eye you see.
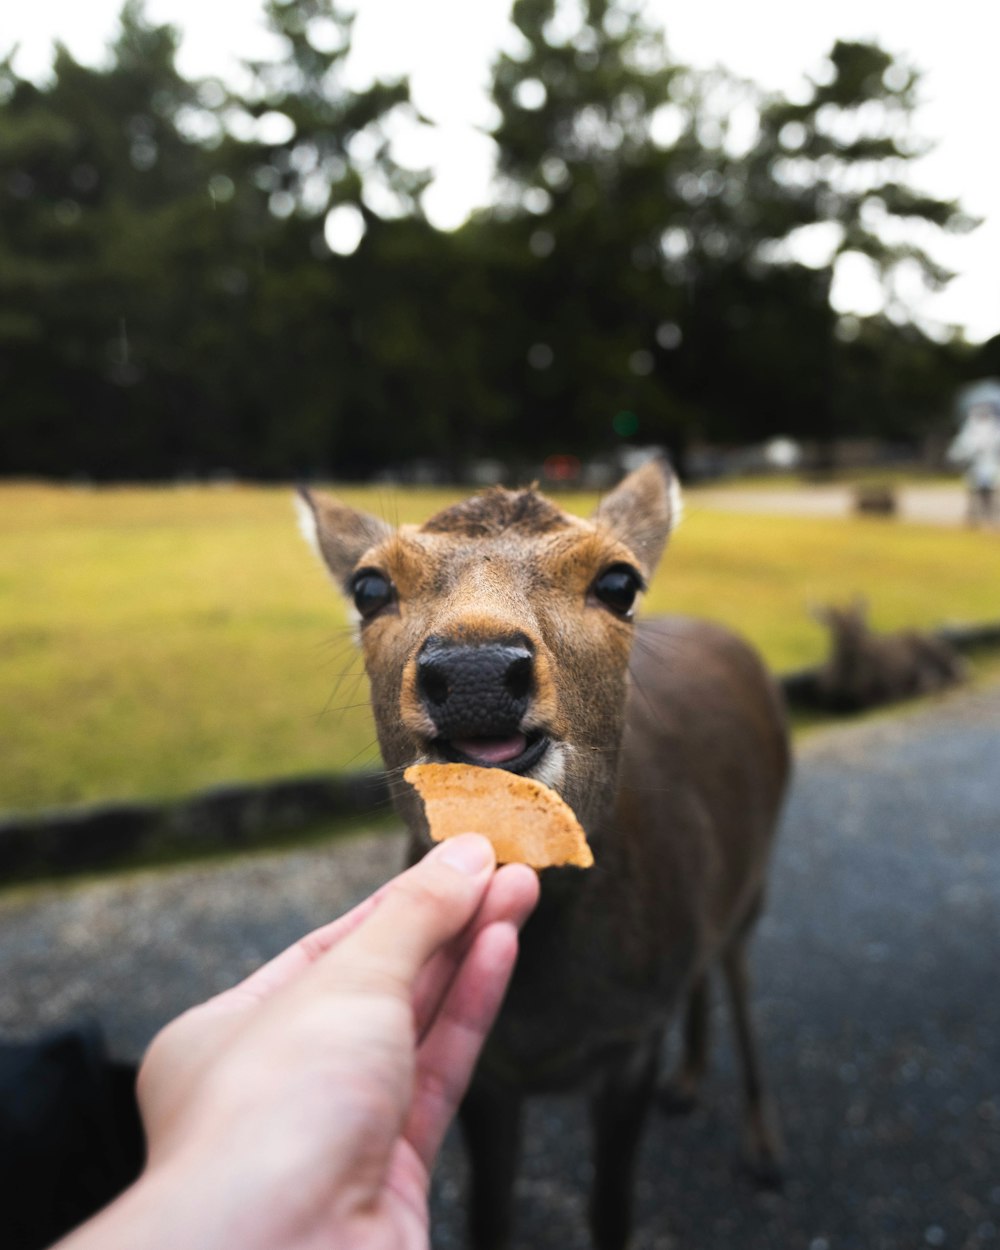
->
[351,569,395,620]
[591,564,644,617]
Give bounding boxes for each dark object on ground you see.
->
[0,1025,143,1250]
[813,599,965,712]
[853,484,897,516]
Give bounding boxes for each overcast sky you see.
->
[6,0,998,344]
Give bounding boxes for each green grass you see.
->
[2,482,999,813]
[653,499,1000,668]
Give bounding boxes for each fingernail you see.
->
[435,834,495,876]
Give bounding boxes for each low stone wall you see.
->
[3,623,997,885]
[0,773,390,884]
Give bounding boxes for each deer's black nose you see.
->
[416,636,534,738]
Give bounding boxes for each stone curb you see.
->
[0,773,390,885]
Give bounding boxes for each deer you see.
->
[813,597,965,712]
[297,458,791,1250]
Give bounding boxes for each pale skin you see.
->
[55,834,539,1250]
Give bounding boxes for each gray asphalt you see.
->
[2,682,999,1250]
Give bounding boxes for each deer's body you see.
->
[815,600,965,711]
[479,616,788,1087]
[300,462,790,1249]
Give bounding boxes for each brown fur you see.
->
[299,461,791,1250]
[422,486,572,537]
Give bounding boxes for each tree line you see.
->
[1,0,996,481]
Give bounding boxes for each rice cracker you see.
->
[404,762,594,870]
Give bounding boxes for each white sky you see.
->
[5,0,998,344]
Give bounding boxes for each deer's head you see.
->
[813,596,871,661]
[298,459,680,840]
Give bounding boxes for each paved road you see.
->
[2,682,999,1250]
[690,484,980,528]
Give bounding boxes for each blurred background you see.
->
[2,7,1000,1250]
[2,0,999,817]
[2,0,998,483]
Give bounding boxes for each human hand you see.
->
[57,835,538,1250]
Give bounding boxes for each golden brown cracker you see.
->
[404,762,594,869]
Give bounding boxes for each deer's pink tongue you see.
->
[451,734,527,765]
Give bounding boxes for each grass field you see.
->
[2,481,998,813]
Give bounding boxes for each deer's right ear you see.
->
[295,488,393,589]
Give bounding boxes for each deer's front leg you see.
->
[589,1036,661,1250]
[459,1076,522,1250]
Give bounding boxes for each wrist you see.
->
[60,1138,358,1250]
[53,1165,184,1250]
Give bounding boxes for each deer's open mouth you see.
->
[433,731,550,775]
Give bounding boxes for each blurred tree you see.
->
[969,335,1000,382]
[242,0,427,221]
[222,0,440,478]
[834,316,965,449]
[734,38,974,450]
[0,0,431,479]
[0,0,977,481]
[483,4,973,465]
[482,0,694,463]
[0,2,274,476]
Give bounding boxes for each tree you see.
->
[0,0,428,479]
[241,0,426,223]
[480,0,694,461]
[734,39,973,447]
[0,2,270,476]
[0,0,975,481]
[482,3,973,463]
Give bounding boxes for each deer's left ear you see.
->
[593,457,682,577]
[295,487,394,589]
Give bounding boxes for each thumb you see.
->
[316,834,497,993]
